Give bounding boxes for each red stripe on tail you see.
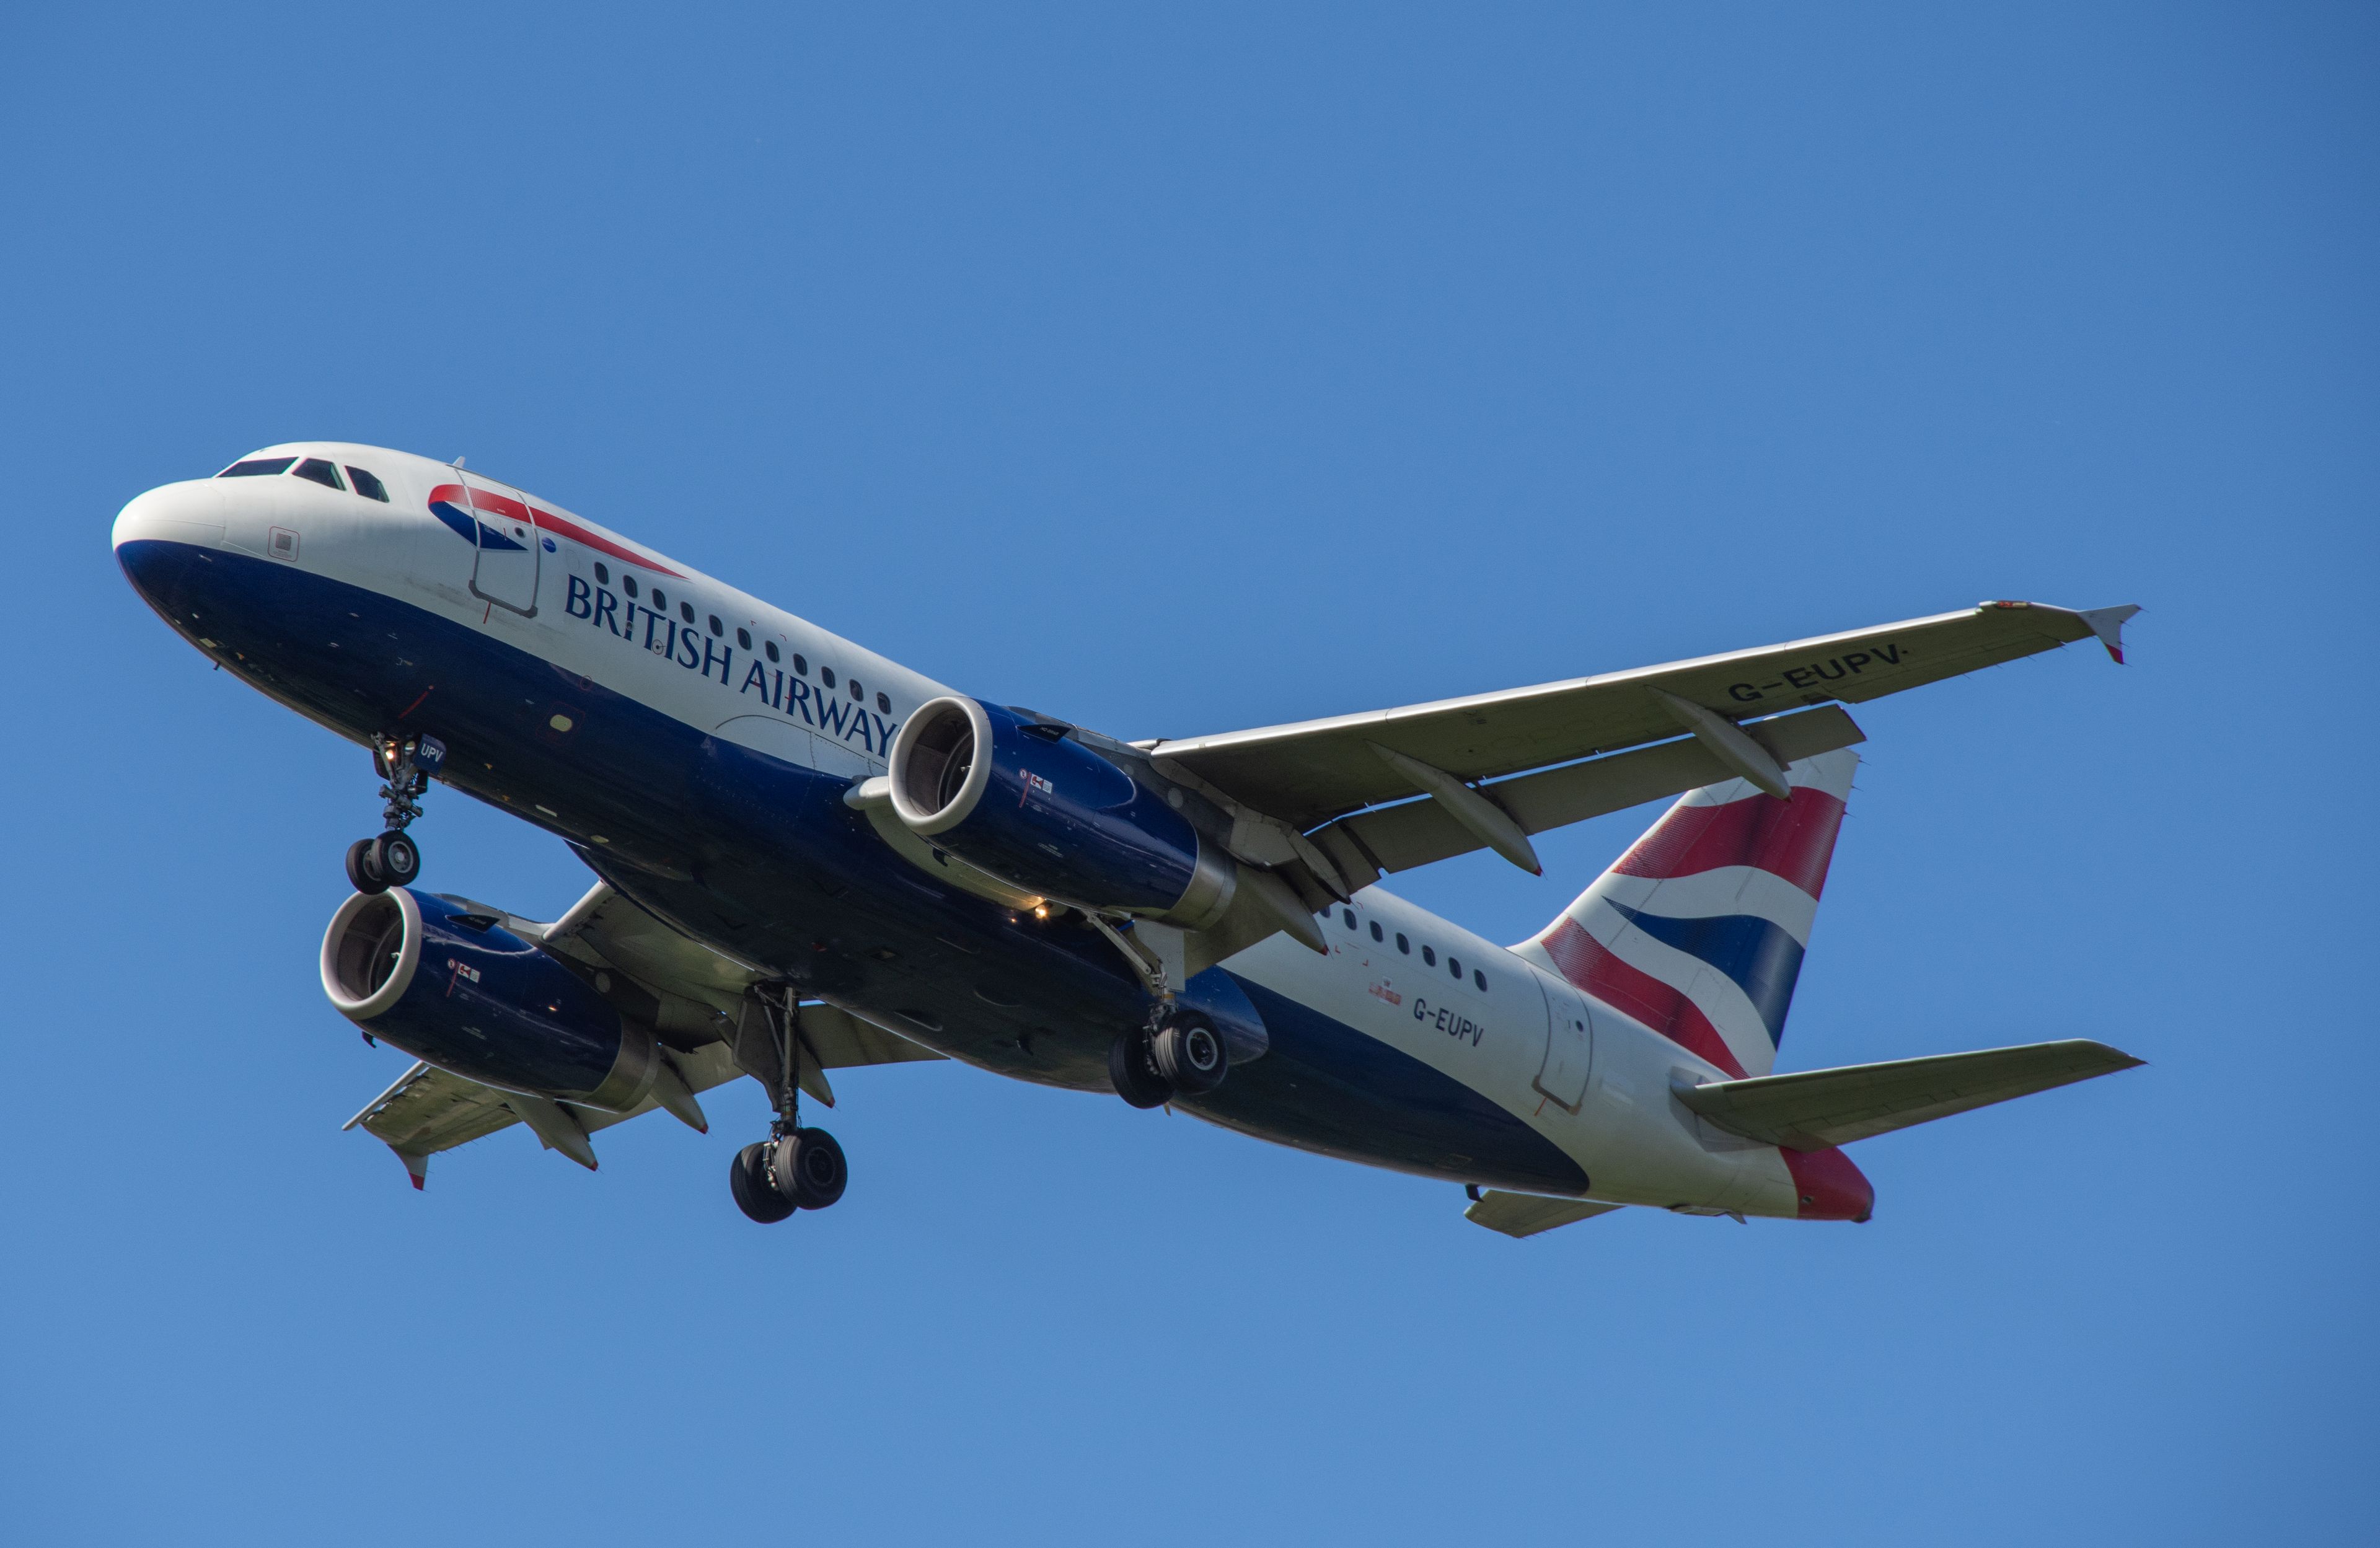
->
[1613,786,1848,899]
[1540,917,1747,1078]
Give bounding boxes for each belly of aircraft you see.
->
[117,535,1593,1197]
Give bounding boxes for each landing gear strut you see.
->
[345,734,444,894]
[729,985,848,1224]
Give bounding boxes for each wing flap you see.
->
[1675,1039,2144,1151]
[1315,705,1863,881]
[347,1040,756,1185]
[1148,602,2128,828]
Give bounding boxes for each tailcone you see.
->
[1782,1145,1874,1222]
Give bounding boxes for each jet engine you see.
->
[320,887,670,1112]
[887,696,1235,926]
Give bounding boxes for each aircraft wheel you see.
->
[1152,1013,1228,1096]
[731,1141,795,1223]
[372,831,421,888]
[1108,1028,1173,1109]
[772,1128,847,1211]
[345,838,388,895]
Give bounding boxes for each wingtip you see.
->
[2076,604,2142,666]
[409,1173,425,1191]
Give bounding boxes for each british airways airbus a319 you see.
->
[113,444,2143,1234]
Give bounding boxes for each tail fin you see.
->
[1514,748,1858,1079]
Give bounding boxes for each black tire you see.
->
[1152,1013,1228,1096]
[373,831,421,887]
[730,1141,795,1223]
[1108,1027,1173,1109]
[772,1128,847,1210]
[345,838,387,895]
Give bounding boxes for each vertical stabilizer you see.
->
[1514,749,1858,1079]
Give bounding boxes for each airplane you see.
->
[112,442,2144,1236]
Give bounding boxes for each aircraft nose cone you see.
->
[113,480,226,553]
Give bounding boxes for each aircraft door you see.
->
[462,469,540,616]
[1531,977,1595,1115]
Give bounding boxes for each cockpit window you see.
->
[218,457,296,478]
[346,466,389,502]
[293,458,345,491]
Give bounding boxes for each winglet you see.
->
[394,1148,429,1190]
[2076,604,2141,665]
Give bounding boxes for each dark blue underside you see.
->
[117,538,1587,1193]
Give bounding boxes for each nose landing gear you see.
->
[345,734,444,894]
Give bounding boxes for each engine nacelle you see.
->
[320,887,666,1112]
[888,696,1233,925]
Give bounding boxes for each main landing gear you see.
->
[345,734,445,895]
[729,986,850,1225]
[1109,1008,1228,1109]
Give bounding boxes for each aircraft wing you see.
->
[345,880,943,1185]
[1142,600,2138,833]
[1674,1039,2144,1151]
[345,1039,744,1185]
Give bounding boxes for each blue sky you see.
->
[4,4,2373,1543]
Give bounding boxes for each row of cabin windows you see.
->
[218,455,389,503]
[1342,908,1488,992]
[587,562,892,715]
[212,459,904,721]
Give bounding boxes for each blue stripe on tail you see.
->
[1608,904,1806,1047]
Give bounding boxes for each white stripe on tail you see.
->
[1514,749,1858,1078]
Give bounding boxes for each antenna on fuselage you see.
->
[452,455,467,468]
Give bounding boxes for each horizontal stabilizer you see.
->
[1464,1191,1625,1238]
[1675,1039,2143,1151]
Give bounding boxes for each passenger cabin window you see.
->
[651,587,666,609]
[346,466,389,501]
[1342,909,1357,930]
[1449,956,1462,979]
[848,678,863,701]
[708,614,723,637]
[821,667,837,689]
[737,627,752,650]
[624,576,640,599]
[1422,946,1435,966]
[876,692,891,714]
[765,641,780,663]
[594,562,611,585]
[1370,921,1383,942]
[793,654,808,675]
[1473,969,1487,991]
[1396,933,1410,954]
[680,602,695,624]
[218,457,296,477]
[293,458,344,490]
